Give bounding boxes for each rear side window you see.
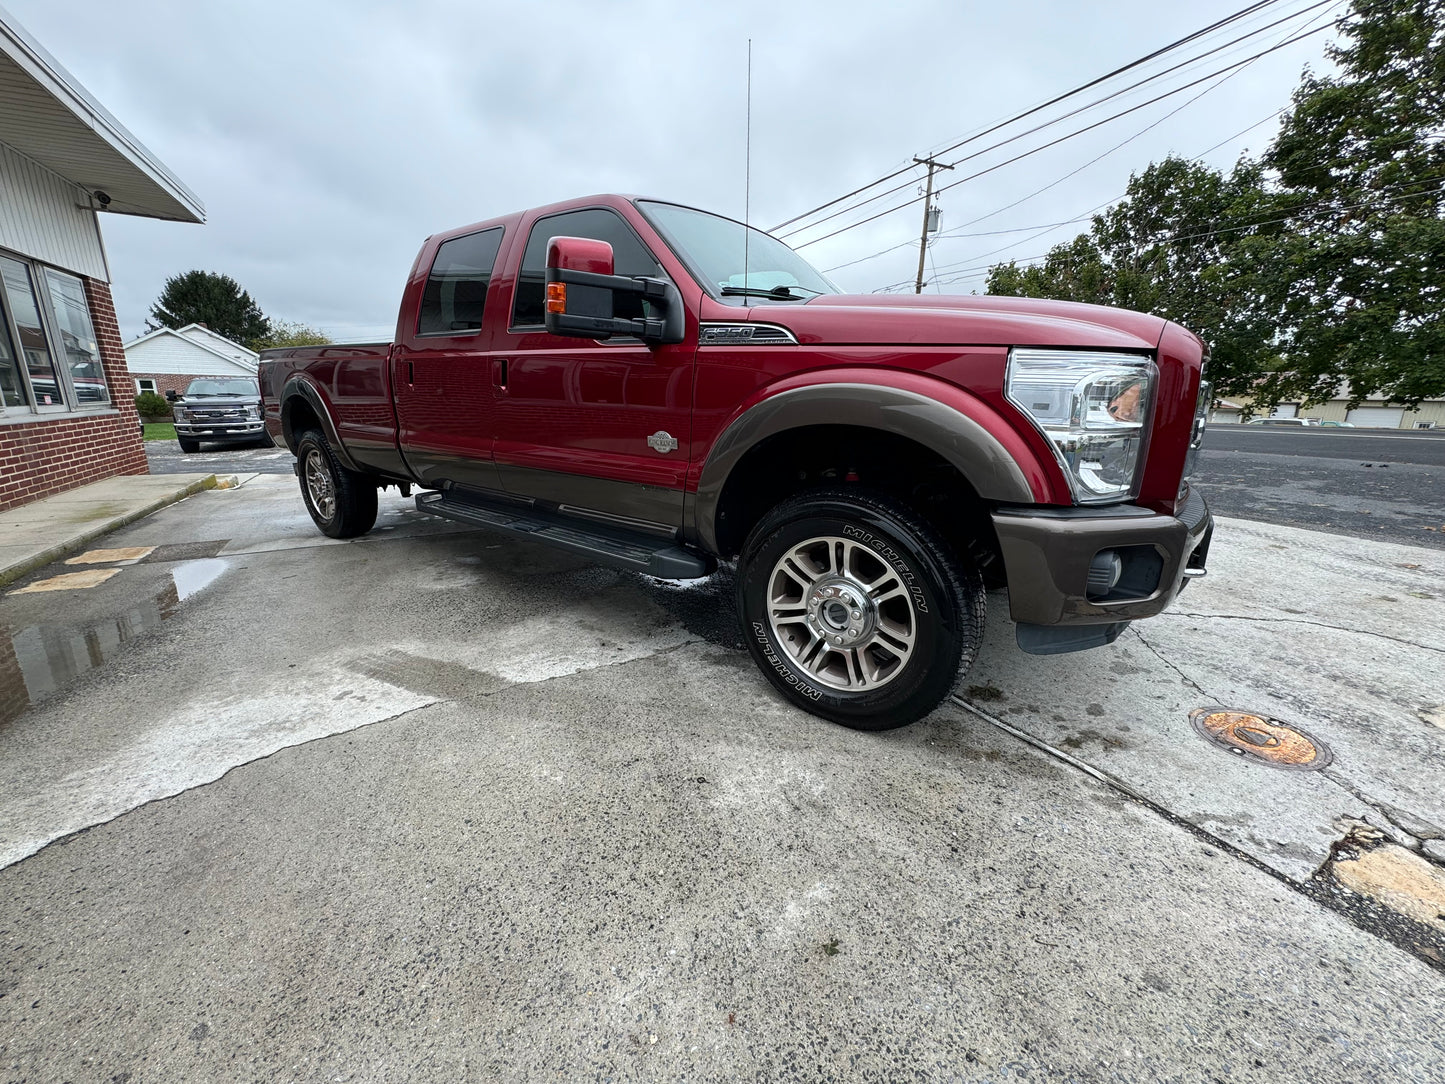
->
[511,209,663,328]
[417,228,504,336]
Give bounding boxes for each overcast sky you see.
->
[9,0,1341,343]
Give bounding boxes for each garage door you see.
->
[1346,407,1405,428]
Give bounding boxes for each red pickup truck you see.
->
[259,194,1212,730]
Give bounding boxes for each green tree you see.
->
[149,271,270,349]
[987,157,1280,397]
[251,321,332,350]
[987,0,1444,409]
[1256,0,1445,409]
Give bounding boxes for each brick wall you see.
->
[0,278,148,511]
[129,372,191,398]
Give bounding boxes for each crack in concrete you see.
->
[1318,766,1445,854]
[1130,625,1216,700]
[1167,611,1445,656]
[948,693,1445,973]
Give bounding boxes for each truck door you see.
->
[491,208,693,535]
[393,226,506,492]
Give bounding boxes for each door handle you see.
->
[493,358,508,390]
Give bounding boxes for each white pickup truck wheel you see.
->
[737,488,984,730]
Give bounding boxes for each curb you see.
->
[0,475,218,589]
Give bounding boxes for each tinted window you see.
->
[418,228,504,336]
[512,209,663,328]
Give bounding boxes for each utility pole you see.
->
[913,156,953,294]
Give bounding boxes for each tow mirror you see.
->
[165,390,178,402]
[544,236,684,345]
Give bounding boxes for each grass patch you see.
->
[142,423,176,441]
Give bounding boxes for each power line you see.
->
[777,0,1334,241]
[793,20,1337,252]
[888,173,1445,292]
[769,0,1292,234]
[922,174,1445,289]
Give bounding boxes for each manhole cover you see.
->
[1189,709,1333,771]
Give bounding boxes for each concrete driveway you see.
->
[2,475,1443,1082]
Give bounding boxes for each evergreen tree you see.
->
[149,271,271,349]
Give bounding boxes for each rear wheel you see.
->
[297,428,378,538]
[737,488,985,730]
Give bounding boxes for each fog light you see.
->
[1087,550,1123,599]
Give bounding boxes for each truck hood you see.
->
[757,293,1167,352]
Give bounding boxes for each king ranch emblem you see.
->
[648,431,679,454]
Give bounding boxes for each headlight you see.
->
[246,405,261,420]
[173,407,191,422]
[1005,349,1156,504]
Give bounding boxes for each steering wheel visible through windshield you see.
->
[638,201,841,303]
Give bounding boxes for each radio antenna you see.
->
[743,38,752,294]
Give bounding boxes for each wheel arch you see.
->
[694,382,1038,557]
[280,377,361,472]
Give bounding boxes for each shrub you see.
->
[135,391,171,419]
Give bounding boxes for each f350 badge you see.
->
[647,431,679,454]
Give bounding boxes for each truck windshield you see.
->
[185,378,258,397]
[639,201,840,303]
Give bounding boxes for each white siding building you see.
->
[124,324,258,398]
[0,5,203,509]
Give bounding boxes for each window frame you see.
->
[0,246,112,419]
[508,207,666,333]
[136,378,158,395]
[414,226,505,339]
[41,266,111,409]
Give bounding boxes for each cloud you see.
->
[6,0,1333,338]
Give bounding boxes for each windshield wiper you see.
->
[719,285,813,300]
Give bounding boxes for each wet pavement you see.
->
[1,475,1443,1081]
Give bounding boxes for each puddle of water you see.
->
[0,559,230,726]
[171,558,229,601]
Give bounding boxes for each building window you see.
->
[0,248,109,416]
[136,378,157,395]
[43,268,109,407]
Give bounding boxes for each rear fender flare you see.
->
[280,377,362,473]
[694,382,1037,553]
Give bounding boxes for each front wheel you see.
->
[177,437,200,454]
[737,488,985,731]
[296,429,378,538]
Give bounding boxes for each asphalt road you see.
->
[2,477,1443,1081]
[145,437,294,475]
[1184,425,1445,548]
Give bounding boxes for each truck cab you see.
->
[259,194,1212,730]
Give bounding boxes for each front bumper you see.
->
[991,488,1212,653]
[175,421,267,444]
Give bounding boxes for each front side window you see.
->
[0,254,65,409]
[417,227,504,336]
[512,208,664,328]
[43,268,109,406]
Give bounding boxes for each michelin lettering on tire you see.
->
[752,620,824,700]
[842,524,929,613]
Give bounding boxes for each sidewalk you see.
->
[0,474,218,588]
